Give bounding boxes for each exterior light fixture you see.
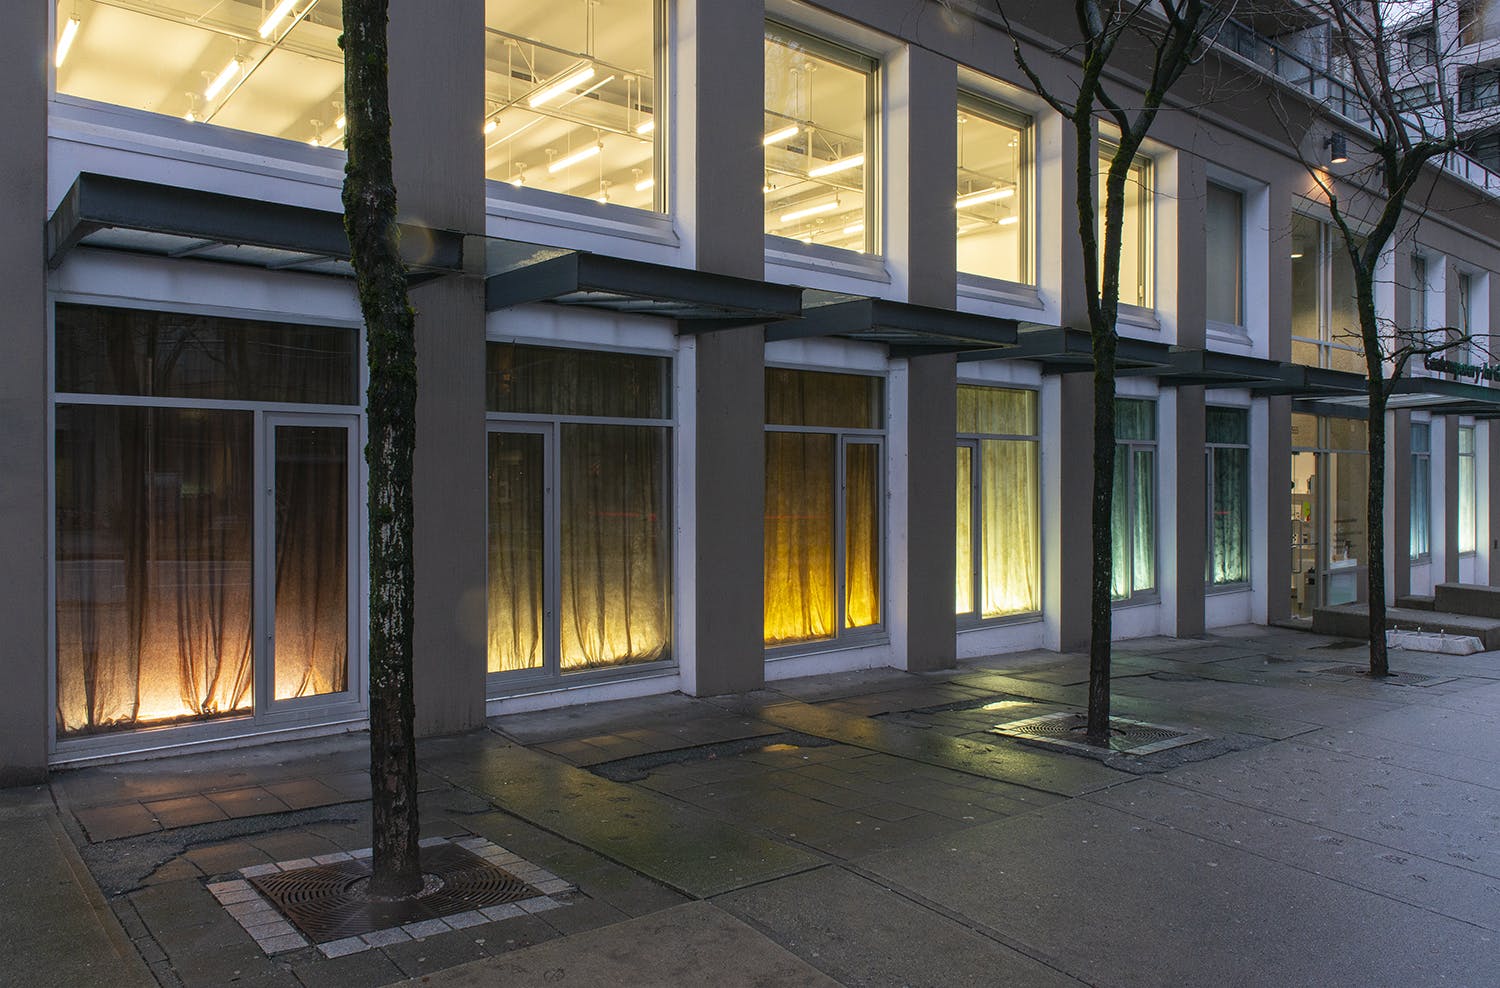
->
[547,141,603,174]
[55,16,81,68]
[1326,133,1348,164]
[808,153,863,178]
[258,0,299,38]
[763,124,800,146]
[529,66,595,108]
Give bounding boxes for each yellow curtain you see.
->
[980,439,1040,616]
[487,432,545,673]
[955,446,973,613]
[764,432,836,645]
[844,443,880,628]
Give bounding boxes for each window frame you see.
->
[763,366,887,655]
[1112,397,1159,605]
[1097,143,1155,311]
[1410,421,1432,563]
[1290,213,1364,373]
[1205,182,1246,329]
[955,384,1042,626]
[1205,406,1251,590]
[1459,424,1477,557]
[955,91,1033,287]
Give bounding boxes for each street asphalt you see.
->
[5,625,1500,987]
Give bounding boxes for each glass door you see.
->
[486,426,552,678]
[1290,450,1320,619]
[264,416,358,710]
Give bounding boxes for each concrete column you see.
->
[1442,418,1461,584]
[1262,178,1295,626]
[1053,372,1095,651]
[681,0,766,695]
[889,45,957,671]
[1487,421,1500,587]
[389,0,488,735]
[1388,410,1411,603]
[0,2,47,784]
[1170,154,1207,638]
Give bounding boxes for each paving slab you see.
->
[858,797,1500,987]
[404,900,840,987]
[0,795,155,988]
[717,864,1084,987]
[422,736,824,897]
[717,696,1128,797]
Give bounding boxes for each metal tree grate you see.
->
[249,843,541,943]
[1322,665,1443,687]
[990,712,1205,755]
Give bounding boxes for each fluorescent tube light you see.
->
[635,177,655,192]
[636,119,655,135]
[548,142,602,174]
[956,187,1015,208]
[763,124,800,146]
[258,0,298,38]
[780,200,840,223]
[55,16,81,68]
[483,119,498,135]
[808,153,863,178]
[205,58,241,100]
[529,66,595,108]
[843,223,864,236]
[998,215,1020,226]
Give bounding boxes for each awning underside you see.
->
[766,290,1019,353]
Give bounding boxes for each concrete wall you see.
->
[390,0,488,735]
[0,2,48,784]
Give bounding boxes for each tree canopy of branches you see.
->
[1275,0,1495,676]
[999,0,1220,742]
[341,0,422,896]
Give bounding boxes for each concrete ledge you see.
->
[1394,595,1435,611]
[1433,583,1500,619]
[1313,604,1500,650]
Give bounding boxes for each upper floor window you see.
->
[1206,183,1244,327]
[1290,213,1364,374]
[55,0,344,147]
[1460,68,1500,113]
[1459,425,1478,555]
[1098,147,1152,309]
[484,0,662,211]
[764,24,875,253]
[1411,254,1429,339]
[1405,27,1437,68]
[956,95,1030,284]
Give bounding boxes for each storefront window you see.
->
[955,387,1039,619]
[1098,148,1152,308]
[764,24,875,253]
[1459,425,1477,554]
[483,0,662,210]
[55,0,344,147]
[485,344,672,676]
[1206,407,1249,586]
[1112,399,1156,600]
[1411,423,1431,559]
[1290,214,1364,374]
[957,95,1030,284]
[764,369,884,646]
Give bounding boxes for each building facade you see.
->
[4,0,1500,782]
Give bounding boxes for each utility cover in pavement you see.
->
[990,712,1207,755]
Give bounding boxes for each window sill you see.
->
[1116,304,1160,333]
[958,611,1043,631]
[485,661,679,702]
[765,236,891,285]
[1111,594,1160,610]
[765,633,890,660]
[486,182,680,250]
[1206,582,1251,597]
[1410,554,1432,565]
[1206,320,1253,351]
[957,274,1043,311]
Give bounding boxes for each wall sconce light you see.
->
[1326,133,1348,165]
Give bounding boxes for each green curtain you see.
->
[1209,446,1249,584]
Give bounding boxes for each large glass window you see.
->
[1098,148,1152,308]
[1411,254,1429,343]
[956,95,1030,284]
[764,369,884,647]
[955,387,1039,620]
[1290,214,1364,374]
[485,344,672,677]
[483,0,662,211]
[1290,415,1368,618]
[1206,407,1250,586]
[1459,425,1477,555]
[1112,399,1157,600]
[1206,183,1244,326]
[764,24,875,253]
[1411,422,1431,560]
[54,0,344,147]
[54,305,359,739]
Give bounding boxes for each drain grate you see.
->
[249,842,540,943]
[990,712,1205,755]
[1321,665,1443,687]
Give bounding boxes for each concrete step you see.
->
[1312,604,1500,651]
[1433,582,1500,619]
[1395,594,1436,611]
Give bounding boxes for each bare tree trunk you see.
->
[1088,346,1118,742]
[341,0,421,898]
[1367,389,1389,677]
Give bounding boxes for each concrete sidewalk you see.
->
[6,626,1500,986]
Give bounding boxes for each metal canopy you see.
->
[765,289,1019,354]
[1251,363,1367,397]
[1138,348,1292,388]
[483,238,802,327]
[1297,374,1500,418]
[959,326,1171,374]
[46,172,465,278]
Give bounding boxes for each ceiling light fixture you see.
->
[258,0,299,38]
[635,176,655,192]
[808,153,863,178]
[763,124,800,146]
[780,199,840,223]
[998,215,1020,226]
[483,118,498,135]
[843,222,864,236]
[956,186,1015,208]
[636,119,655,135]
[205,57,242,100]
[547,142,602,174]
[55,16,81,68]
[529,66,595,108]
[1290,252,1304,259]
